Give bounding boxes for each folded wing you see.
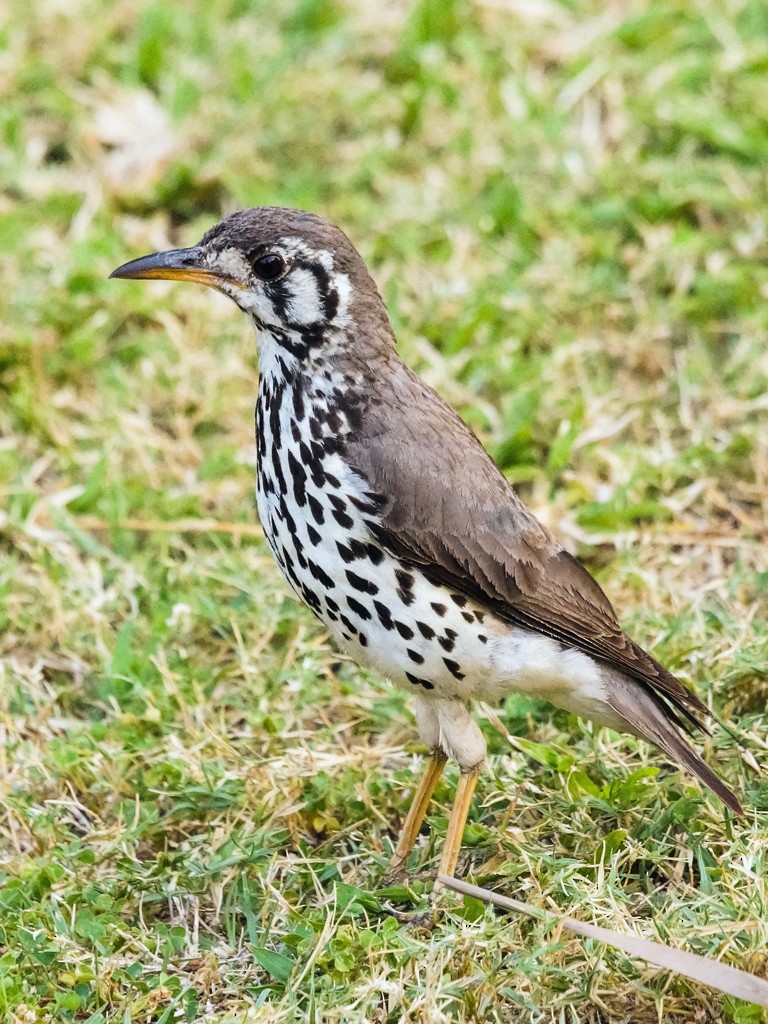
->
[347,362,708,729]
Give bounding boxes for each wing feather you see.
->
[347,362,708,726]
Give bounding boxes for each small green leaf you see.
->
[334,882,382,914]
[74,909,105,942]
[595,829,627,861]
[513,737,565,770]
[457,895,485,922]
[374,884,423,905]
[568,770,601,798]
[250,946,294,982]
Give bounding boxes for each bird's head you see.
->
[111,207,391,364]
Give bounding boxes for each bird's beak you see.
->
[109,246,244,290]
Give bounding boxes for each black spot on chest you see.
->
[374,600,394,630]
[443,657,465,680]
[395,568,416,607]
[323,435,342,456]
[308,558,335,589]
[336,540,356,564]
[287,450,307,507]
[292,382,306,420]
[366,544,384,565]
[339,612,357,636]
[328,493,354,529]
[346,595,372,621]
[337,538,383,565]
[277,494,299,540]
[406,672,434,691]
[280,551,302,591]
[350,491,386,516]
[255,404,266,459]
[345,570,378,595]
[268,383,284,453]
[307,494,325,525]
[299,583,321,612]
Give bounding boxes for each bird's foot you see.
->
[377,864,466,931]
[380,903,440,933]
[378,860,437,891]
[379,858,408,889]
[379,874,466,930]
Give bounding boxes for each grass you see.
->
[2,0,768,1020]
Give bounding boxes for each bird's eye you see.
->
[252,253,286,281]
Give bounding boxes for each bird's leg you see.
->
[434,764,481,889]
[383,763,481,929]
[383,749,448,882]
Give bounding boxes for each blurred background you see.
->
[2,1,768,1021]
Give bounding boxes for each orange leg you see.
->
[384,750,448,880]
[433,766,481,890]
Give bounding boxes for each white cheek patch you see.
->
[235,288,283,327]
[210,246,251,280]
[334,272,351,320]
[276,241,350,325]
[312,248,334,272]
[284,267,323,326]
[216,239,351,335]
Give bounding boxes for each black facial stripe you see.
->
[262,326,309,365]
[269,381,283,452]
[267,259,340,335]
[303,260,339,321]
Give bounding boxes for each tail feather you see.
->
[604,669,744,817]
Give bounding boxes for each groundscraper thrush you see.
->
[111,207,742,882]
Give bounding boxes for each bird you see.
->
[111,206,743,883]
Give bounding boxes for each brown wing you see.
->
[346,359,708,727]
